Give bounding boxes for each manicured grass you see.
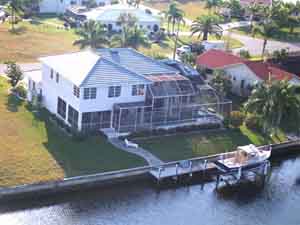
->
[0,77,145,187]
[34,13,66,26]
[0,21,79,63]
[233,26,300,43]
[138,125,286,162]
[144,0,209,20]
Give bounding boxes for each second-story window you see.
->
[50,69,54,79]
[108,86,121,98]
[56,72,59,83]
[132,84,145,96]
[73,85,80,98]
[84,88,97,100]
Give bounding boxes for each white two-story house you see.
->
[27,48,228,134]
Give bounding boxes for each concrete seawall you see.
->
[0,140,299,201]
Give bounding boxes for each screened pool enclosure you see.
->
[111,75,232,133]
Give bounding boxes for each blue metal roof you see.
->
[81,58,151,87]
[97,48,178,76]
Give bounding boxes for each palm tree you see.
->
[73,20,109,49]
[246,3,261,31]
[252,21,278,58]
[205,0,222,13]
[111,25,149,49]
[191,15,223,41]
[6,0,24,31]
[244,79,300,134]
[172,12,185,59]
[161,2,184,34]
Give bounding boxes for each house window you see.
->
[132,84,145,96]
[108,86,121,98]
[73,85,80,98]
[57,97,66,119]
[84,87,97,99]
[32,81,36,91]
[50,69,54,79]
[68,105,79,129]
[56,72,59,83]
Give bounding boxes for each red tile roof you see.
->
[197,49,295,81]
[196,49,245,69]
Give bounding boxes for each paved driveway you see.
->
[229,32,300,56]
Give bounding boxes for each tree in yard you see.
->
[179,52,197,67]
[244,79,300,134]
[83,0,98,9]
[73,20,109,49]
[191,14,223,41]
[252,21,278,58]
[224,0,244,18]
[112,25,149,49]
[204,0,222,13]
[172,11,185,60]
[4,61,23,88]
[272,48,289,65]
[112,13,149,49]
[161,2,184,34]
[5,0,24,31]
[209,69,232,100]
[246,3,261,31]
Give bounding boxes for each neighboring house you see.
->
[39,0,111,14]
[239,0,272,7]
[196,49,300,96]
[27,48,230,134]
[83,5,160,33]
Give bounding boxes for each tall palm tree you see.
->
[111,25,149,49]
[205,0,222,13]
[172,12,185,60]
[73,20,109,49]
[191,15,223,41]
[6,0,24,31]
[161,2,184,34]
[252,21,278,58]
[244,79,300,134]
[246,3,261,31]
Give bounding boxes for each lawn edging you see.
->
[0,140,299,201]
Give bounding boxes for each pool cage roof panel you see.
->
[147,74,196,98]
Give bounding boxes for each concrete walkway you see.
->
[109,138,163,166]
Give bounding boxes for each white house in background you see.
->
[196,49,300,96]
[27,48,227,134]
[39,0,111,13]
[83,5,161,33]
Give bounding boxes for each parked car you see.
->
[176,45,192,55]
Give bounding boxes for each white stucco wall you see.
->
[224,64,261,96]
[42,64,80,118]
[41,63,147,129]
[79,85,146,113]
[100,20,160,33]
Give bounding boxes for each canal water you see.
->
[0,154,300,225]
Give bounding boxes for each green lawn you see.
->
[233,26,300,43]
[138,125,286,162]
[0,77,145,187]
[34,13,66,26]
[0,21,79,63]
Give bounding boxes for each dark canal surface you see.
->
[0,154,300,225]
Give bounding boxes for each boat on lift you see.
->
[215,144,271,172]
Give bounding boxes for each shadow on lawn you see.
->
[9,26,28,35]
[6,94,23,112]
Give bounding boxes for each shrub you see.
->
[14,85,27,98]
[239,49,251,59]
[111,0,119,4]
[230,111,245,128]
[245,114,261,131]
[71,129,88,141]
